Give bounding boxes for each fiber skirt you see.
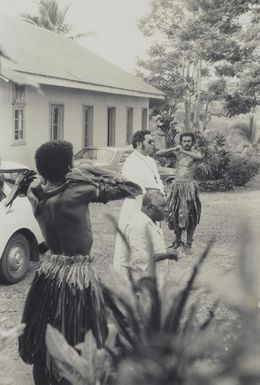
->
[167,180,201,230]
[18,252,108,371]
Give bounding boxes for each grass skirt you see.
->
[167,181,201,230]
[18,251,108,376]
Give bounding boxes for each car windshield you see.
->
[74,148,115,164]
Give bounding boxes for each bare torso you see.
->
[174,152,199,182]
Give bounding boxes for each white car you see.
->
[0,160,44,284]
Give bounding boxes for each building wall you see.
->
[0,81,149,168]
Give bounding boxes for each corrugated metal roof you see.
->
[0,13,164,99]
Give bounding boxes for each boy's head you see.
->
[35,140,73,182]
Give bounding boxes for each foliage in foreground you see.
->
[46,326,114,385]
[45,228,260,385]
[46,242,218,384]
[0,325,25,385]
[195,228,260,385]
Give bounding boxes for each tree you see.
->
[151,100,178,147]
[21,0,93,39]
[137,0,260,131]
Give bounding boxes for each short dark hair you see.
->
[179,132,196,145]
[142,189,164,208]
[35,140,73,182]
[132,130,151,149]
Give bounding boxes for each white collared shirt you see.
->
[124,211,168,280]
[122,150,164,193]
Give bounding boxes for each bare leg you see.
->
[173,227,185,248]
[186,223,195,248]
[186,204,197,248]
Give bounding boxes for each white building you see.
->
[0,13,163,167]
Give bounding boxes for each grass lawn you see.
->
[91,187,260,278]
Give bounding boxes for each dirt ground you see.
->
[1,177,260,385]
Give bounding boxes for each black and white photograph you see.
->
[0,0,260,384]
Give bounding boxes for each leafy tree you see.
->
[21,0,93,40]
[151,100,178,147]
[137,0,260,131]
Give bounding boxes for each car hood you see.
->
[0,160,29,171]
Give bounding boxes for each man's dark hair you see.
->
[35,140,73,182]
[179,132,196,145]
[132,130,151,149]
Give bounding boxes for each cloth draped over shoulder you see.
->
[15,165,142,383]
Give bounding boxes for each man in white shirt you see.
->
[122,190,177,281]
[113,130,164,273]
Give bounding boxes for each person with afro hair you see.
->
[15,140,141,385]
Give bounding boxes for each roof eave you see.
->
[2,69,165,99]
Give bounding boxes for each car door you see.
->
[0,184,43,257]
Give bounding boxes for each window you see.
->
[126,107,133,144]
[12,84,26,145]
[83,106,93,147]
[107,107,116,146]
[13,107,25,143]
[13,85,25,103]
[142,108,148,130]
[50,104,64,140]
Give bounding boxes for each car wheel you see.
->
[0,233,30,284]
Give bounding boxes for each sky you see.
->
[0,0,153,73]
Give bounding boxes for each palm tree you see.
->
[21,0,93,39]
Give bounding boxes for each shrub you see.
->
[198,178,233,192]
[46,242,218,385]
[45,228,260,385]
[226,154,259,186]
[195,131,260,190]
[195,132,231,182]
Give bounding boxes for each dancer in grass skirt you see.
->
[6,140,141,385]
[156,132,203,251]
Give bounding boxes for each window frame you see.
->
[107,106,116,146]
[141,107,148,131]
[126,107,134,145]
[49,103,64,141]
[12,105,25,145]
[82,105,94,147]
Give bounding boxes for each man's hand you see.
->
[172,145,182,152]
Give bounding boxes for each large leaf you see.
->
[75,331,97,384]
[46,325,89,385]
[0,324,25,352]
[164,241,214,333]
[103,286,142,347]
[75,331,113,385]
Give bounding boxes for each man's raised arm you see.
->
[155,147,177,157]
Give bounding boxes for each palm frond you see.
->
[164,240,214,333]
